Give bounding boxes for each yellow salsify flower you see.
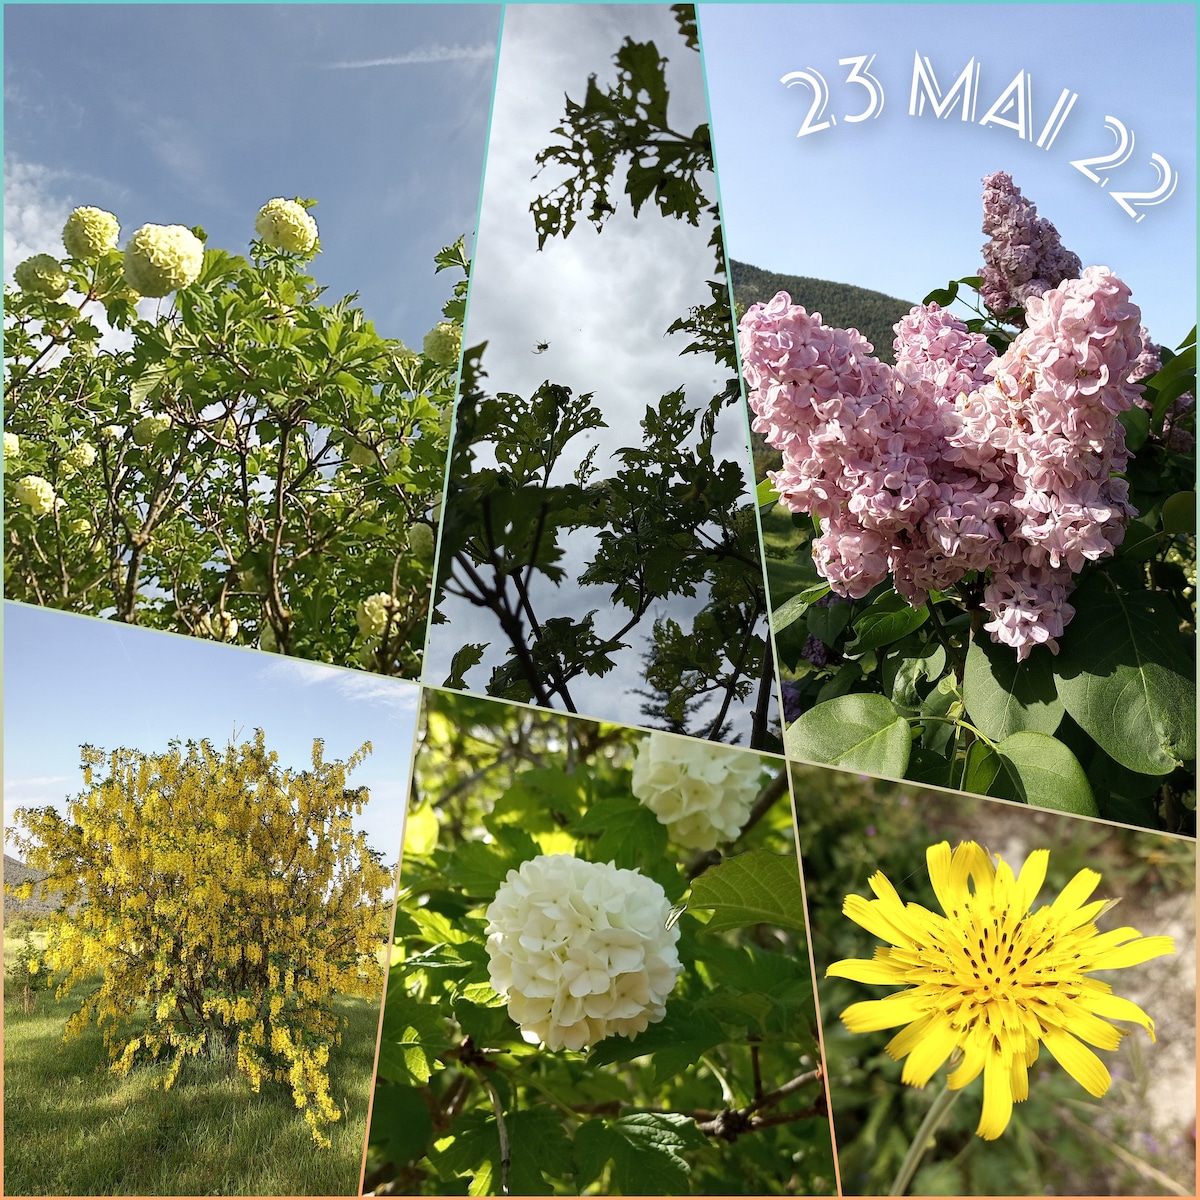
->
[826,840,1175,1141]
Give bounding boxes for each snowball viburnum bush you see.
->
[123,224,205,297]
[13,475,57,517]
[631,732,762,850]
[255,198,319,256]
[485,854,682,1051]
[63,442,97,473]
[62,206,120,260]
[14,255,69,299]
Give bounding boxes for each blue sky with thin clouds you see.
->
[700,4,1196,345]
[3,4,500,348]
[3,604,419,866]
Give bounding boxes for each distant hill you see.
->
[4,854,63,923]
[730,260,916,366]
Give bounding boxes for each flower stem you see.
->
[888,1078,964,1197]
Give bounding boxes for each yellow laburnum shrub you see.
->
[7,731,391,1147]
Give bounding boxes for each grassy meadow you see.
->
[3,931,380,1196]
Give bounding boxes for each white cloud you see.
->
[261,658,421,712]
[3,158,72,277]
[325,44,495,69]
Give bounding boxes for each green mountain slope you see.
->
[730,260,915,366]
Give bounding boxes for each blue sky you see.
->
[3,4,500,348]
[3,603,419,866]
[700,4,1196,346]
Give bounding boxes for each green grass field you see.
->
[3,934,380,1196]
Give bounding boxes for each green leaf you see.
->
[572,795,668,869]
[785,694,911,778]
[1054,575,1196,774]
[130,365,168,408]
[963,636,1063,741]
[770,583,831,634]
[443,827,539,895]
[377,989,452,1086]
[688,849,806,933]
[805,599,850,646]
[985,732,1098,815]
[430,1108,570,1195]
[845,590,928,653]
[755,476,779,509]
[1161,491,1196,534]
[586,1000,725,1083]
[960,739,1002,795]
[443,642,486,690]
[574,1113,707,1195]
[369,1083,434,1167]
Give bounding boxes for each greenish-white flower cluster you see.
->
[4,432,21,460]
[63,442,97,473]
[423,321,462,367]
[62,207,120,259]
[132,415,172,447]
[356,592,401,637]
[14,255,69,299]
[13,475,58,517]
[631,732,763,850]
[124,224,204,297]
[255,199,319,256]
[196,611,239,642]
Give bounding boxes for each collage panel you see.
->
[3,603,418,1196]
[792,766,1196,1196]
[427,4,778,747]
[3,4,499,681]
[365,688,835,1195]
[699,4,1197,830]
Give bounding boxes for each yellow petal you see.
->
[826,956,908,985]
[842,894,913,948]
[1087,934,1175,970]
[1048,868,1101,918]
[1041,1027,1112,1097]
[840,991,928,1033]
[1085,991,1157,1040]
[947,1029,988,1089]
[958,841,996,903]
[885,1013,937,1060]
[1014,847,1048,912]
[898,1013,960,1087]
[925,841,960,915]
[1009,1052,1029,1104]
[976,1050,1014,1140]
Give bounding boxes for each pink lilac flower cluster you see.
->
[979,172,1082,314]
[740,268,1145,659]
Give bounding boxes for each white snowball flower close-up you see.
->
[485,854,682,1052]
[631,731,763,850]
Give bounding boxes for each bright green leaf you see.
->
[785,694,911,778]
[688,849,806,933]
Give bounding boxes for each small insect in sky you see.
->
[665,902,687,931]
[532,340,550,354]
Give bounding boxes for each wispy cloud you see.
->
[324,44,494,69]
[260,659,420,712]
[5,775,74,789]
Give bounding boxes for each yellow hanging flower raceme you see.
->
[826,840,1174,1141]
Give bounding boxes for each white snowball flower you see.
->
[123,224,204,297]
[631,732,763,851]
[196,611,239,642]
[485,854,682,1052]
[13,475,57,517]
[63,207,120,259]
[255,198,318,255]
[4,432,20,460]
[423,321,462,367]
[63,442,97,473]
[356,592,400,637]
[132,414,172,448]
